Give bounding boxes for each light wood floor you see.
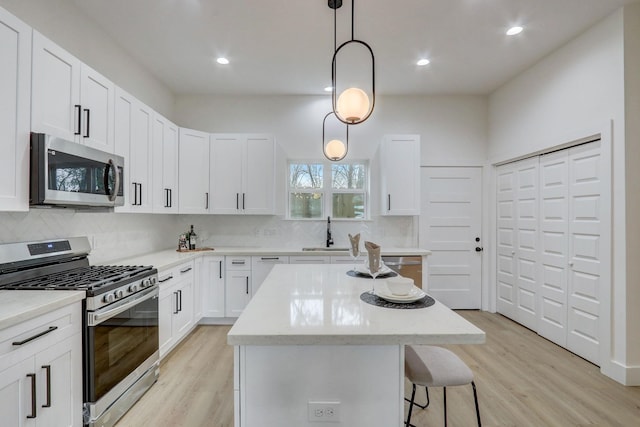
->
[115,312,640,426]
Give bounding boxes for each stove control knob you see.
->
[115,289,125,299]
[142,278,151,288]
[103,293,115,304]
[150,276,157,285]
[129,283,139,293]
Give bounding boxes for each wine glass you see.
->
[366,254,382,295]
[349,244,360,273]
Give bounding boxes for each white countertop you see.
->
[110,247,432,272]
[0,290,85,330]
[227,264,485,346]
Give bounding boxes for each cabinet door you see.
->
[244,135,275,214]
[210,135,243,214]
[31,31,81,142]
[35,334,82,427]
[130,101,152,212]
[174,279,194,340]
[225,271,251,317]
[158,281,177,359]
[79,64,114,153]
[0,8,30,211]
[178,128,210,214]
[251,256,288,295]
[380,135,420,215]
[200,256,226,318]
[152,114,179,213]
[114,88,134,213]
[0,357,35,427]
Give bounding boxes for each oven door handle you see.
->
[88,286,158,326]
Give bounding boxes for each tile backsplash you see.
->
[0,211,419,264]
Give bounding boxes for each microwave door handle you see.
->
[104,159,120,202]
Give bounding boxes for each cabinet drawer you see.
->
[226,256,251,270]
[0,301,81,365]
[158,260,194,293]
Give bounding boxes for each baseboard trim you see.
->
[602,360,640,385]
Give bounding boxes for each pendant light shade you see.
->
[330,0,375,125]
[322,112,348,161]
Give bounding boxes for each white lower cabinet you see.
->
[251,256,289,296]
[197,256,226,319]
[159,261,195,359]
[0,302,82,426]
[225,256,252,318]
[289,255,330,264]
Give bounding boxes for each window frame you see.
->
[287,159,369,221]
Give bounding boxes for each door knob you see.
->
[475,247,483,252]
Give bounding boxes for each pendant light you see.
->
[330,0,375,125]
[322,1,349,161]
[322,112,349,161]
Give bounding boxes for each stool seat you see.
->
[404,345,481,427]
[405,345,474,387]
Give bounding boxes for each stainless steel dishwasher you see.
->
[382,256,423,288]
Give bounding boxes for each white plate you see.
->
[355,264,393,276]
[376,286,426,303]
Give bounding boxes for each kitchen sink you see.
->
[302,247,350,252]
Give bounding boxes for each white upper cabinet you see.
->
[178,128,210,214]
[152,114,179,213]
[379,135,421,216]
[210,134,275,215]
[114,87,153,212]
[31,31,114,153]
[0,7,31,211]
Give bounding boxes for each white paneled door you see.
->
[497,140,605,366]
[419,167,482,309]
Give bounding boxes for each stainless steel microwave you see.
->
[30,133,124,208]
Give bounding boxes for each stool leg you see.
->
[443,387,447,427]
[405,383,417,427]
[471,381,481,427]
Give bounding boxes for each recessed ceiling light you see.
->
[324,86,334,92]
[506,26,523,36]
[417,58,430,66]
[216,57,230,65]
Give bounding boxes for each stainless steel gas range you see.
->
[0,237,159,427]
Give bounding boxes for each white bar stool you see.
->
[404,345,481,427]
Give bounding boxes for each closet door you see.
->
[496,164,517,319]
[538,150,569,347]
[514,158,539,330]
[566,141,603,365]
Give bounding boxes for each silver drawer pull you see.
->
[180,267,192,273]
[158,275,173,283]
[231,260,246,265]
[12,326,58,346]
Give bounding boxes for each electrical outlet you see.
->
[308,401,341,423]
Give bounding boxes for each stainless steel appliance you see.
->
[382,255,423,288]
[0,237,158,427]
[30,133,124,208]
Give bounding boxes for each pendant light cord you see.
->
[351,0,355,41]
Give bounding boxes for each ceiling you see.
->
[72,0,637,96]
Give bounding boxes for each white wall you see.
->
[488,8,640,384]
[0,0,175,118]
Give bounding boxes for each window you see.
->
[288,161,367,219]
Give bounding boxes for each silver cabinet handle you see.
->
[174,291,179,314]
[180,266,192,273]
[219,261,223,279]
[158,274,173,283]
[246,277,249,294]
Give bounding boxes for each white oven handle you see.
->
[88,286,158,327]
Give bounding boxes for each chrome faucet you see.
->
[326,216,334,248]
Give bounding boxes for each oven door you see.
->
[85,286,159,409]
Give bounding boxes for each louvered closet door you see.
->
[567,141,603,365]
[496,164,517,318]
[514,158,539,330]
[538,150,569,347]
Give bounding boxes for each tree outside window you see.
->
[288,161,367,219]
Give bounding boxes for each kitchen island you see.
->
[227,264,485,427]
